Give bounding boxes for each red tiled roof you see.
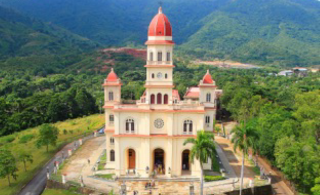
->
[148,7,172,37]
[202,70,214,84]
[184,87,200,98]
[172,89,181,101]
[106,68,119,82]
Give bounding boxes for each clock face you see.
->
[154,119,164,129]
[157,72,162,78]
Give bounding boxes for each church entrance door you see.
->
[182,149,191,175]
[154,149,165,174]
[128,149,136,169]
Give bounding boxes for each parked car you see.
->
[98,127,105,134]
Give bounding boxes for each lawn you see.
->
[0,114,104,195]
[98,151,107,170]
[42,189,79,195]
[95,173,114,180]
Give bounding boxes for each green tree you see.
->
[17,151,33,171]
[36,124,59,152]
[0,148,18,186]
[231,122,258,195]
[312,177,320,195]
[183,130,216,195]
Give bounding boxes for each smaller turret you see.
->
[103,68,122,106]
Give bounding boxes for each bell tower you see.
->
[144,7,175,105]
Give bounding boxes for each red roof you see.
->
[106,68,119,82]
[172,89,181,101]
[148,7,172,37]
[202,70,214,84]
[184,87,200,98]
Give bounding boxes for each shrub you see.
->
[69,130,74,134]
[63,129,68,135]
[3,135,15,143]
[19,134,35,143]
[204,175,225,182]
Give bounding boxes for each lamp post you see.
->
[100,100,102,114]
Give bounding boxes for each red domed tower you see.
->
[144,7,177,105]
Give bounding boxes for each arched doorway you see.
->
[153,149,165,174]
[128,149,136,169]
[182,150,191,175]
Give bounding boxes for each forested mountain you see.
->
[0,6,99,60]
[1,0,320,66]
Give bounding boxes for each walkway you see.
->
[62,136,117,194]
[18,134,96,195]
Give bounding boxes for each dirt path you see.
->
[257,157,294,195]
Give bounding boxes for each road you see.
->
[257,157,294,195]
[18,134,98,195]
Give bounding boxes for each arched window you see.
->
[206,93,211,102]
[126,118,135,133]
[164,94,168,104]
[150,52,153,61]
[110,138,114,145]
[183,120,193,134]
[205,116,210,124]
[158,52,162,61]
[165,73,168,79]
[109,91,114,101]
[157,93,162,104]
[166,52,170,61]
[109,115,114,125]
[151,94,155,104]
[152,73,155,79]
[110,150,115,161]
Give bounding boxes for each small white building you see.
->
[103,7,221,179]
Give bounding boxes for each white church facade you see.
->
[103,7,221,179]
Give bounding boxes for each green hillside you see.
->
[1,0,320,66]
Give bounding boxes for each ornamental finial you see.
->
[158,6,162,14]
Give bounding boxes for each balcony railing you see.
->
[147,61,172,65]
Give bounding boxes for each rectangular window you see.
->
[150,52,153,61]
[167,52,170,61]
[158,52,162,61]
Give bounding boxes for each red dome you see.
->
[148,7,172,37]
[106,68,119,82]
[202,70,214,84]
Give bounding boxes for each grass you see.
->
[249,159,261,176]
[42,189,79,195]
[98,152,107,170]
[204,175,225,182]
[95,174,114,180]
[0,114,104,195]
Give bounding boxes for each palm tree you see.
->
[17,151,33,171]
[231,122,258,195]
[183,130,216,195]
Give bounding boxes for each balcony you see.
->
[147,61,172,65]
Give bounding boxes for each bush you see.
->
[19,134,35,143]
[204,175,225,182]
[3,135,15,143]
[63,129,68,135]
[69,130,73,134]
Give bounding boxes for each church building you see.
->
[103,7,221,178]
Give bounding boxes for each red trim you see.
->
[105,129,115,133]
[112,108,205,113]
[145,40,175,45]
[103,105,114,109]
[144,65,175,68]
[113,134,196,138]
[102,83,122,86]
[198,85,216,88]
[145,84,174,88]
